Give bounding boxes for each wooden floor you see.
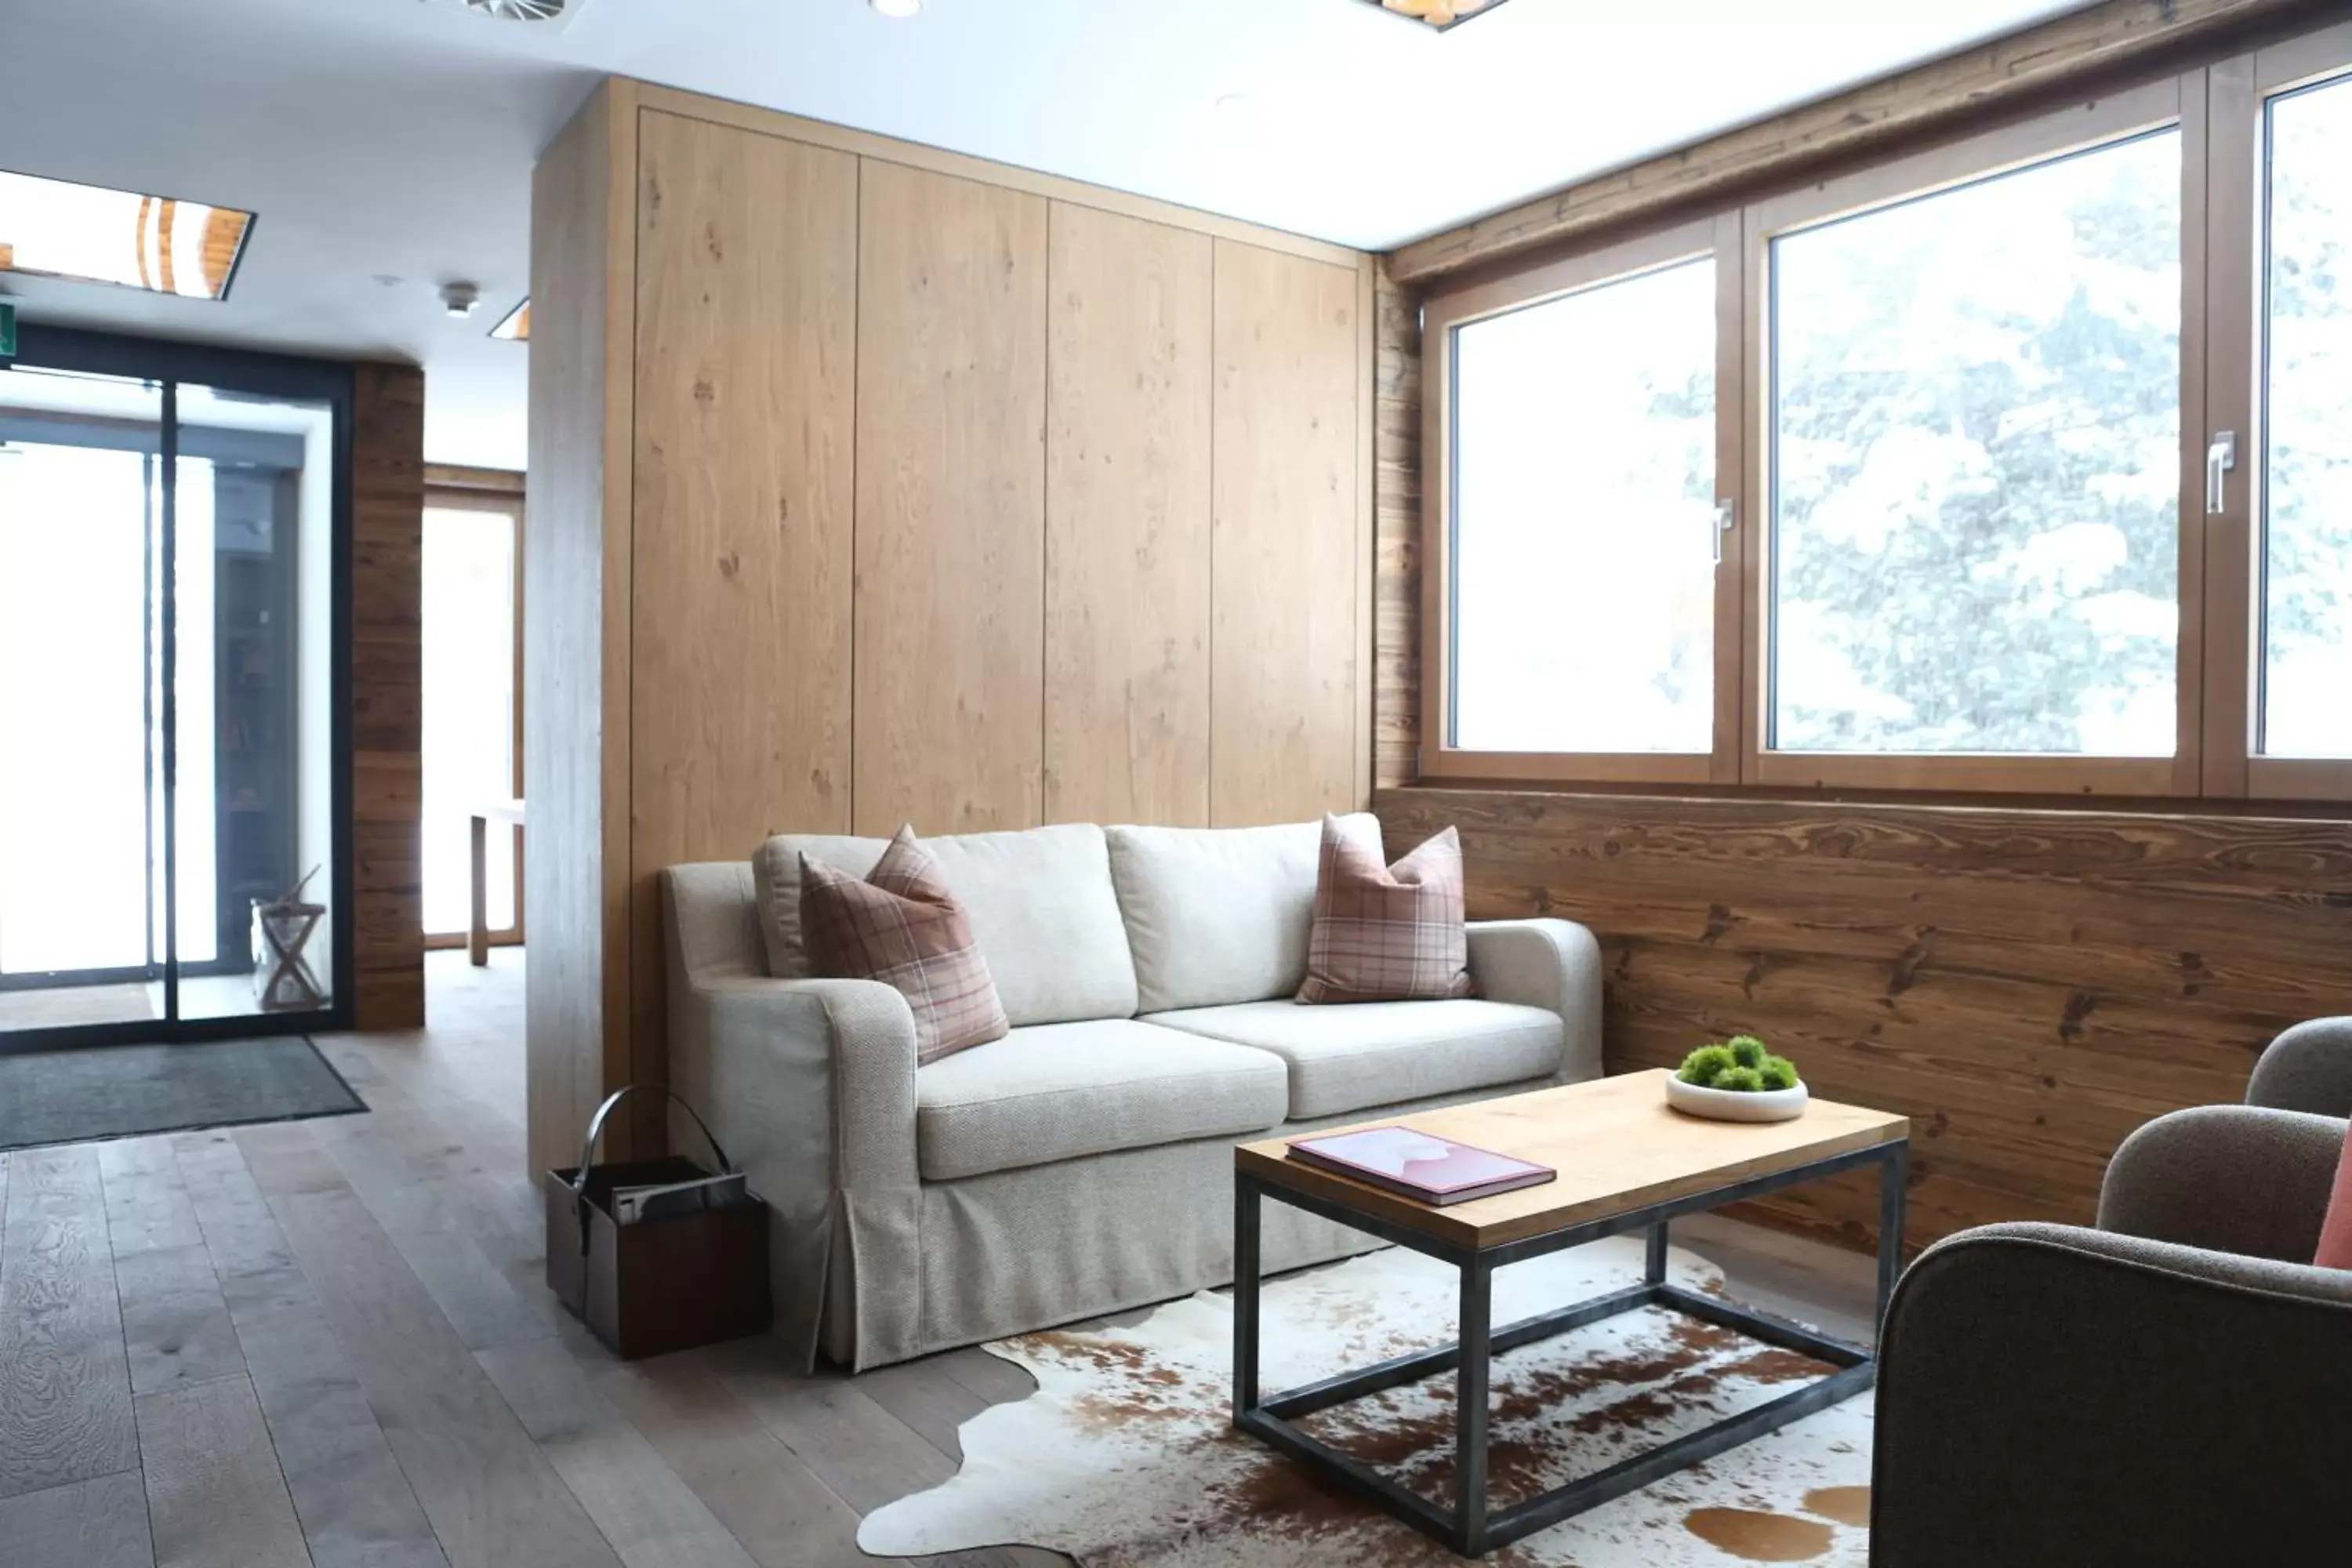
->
[0,949,1877,1568]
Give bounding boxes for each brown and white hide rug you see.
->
[858,1236,1874,1566]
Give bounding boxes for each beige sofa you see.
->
[662,813,1602,1371]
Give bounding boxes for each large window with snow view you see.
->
[1767,129,2183,764]
[1423,49,2352,803]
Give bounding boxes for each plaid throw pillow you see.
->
[1296,815,1479,1005]
[799,826,1010,1063]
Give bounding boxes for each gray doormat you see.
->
[0,1036,365,1153]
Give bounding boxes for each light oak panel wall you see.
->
[1043,204,1214,826]
[1210,241,1364,826]
[852,162,1051,836]
[629,111,859,1087]
[1372,259,1422,790]
[526,80,639,1172]
[528,80,1371,1171]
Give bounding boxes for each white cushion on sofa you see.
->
[1142,998,1563,1119]
[753,823,1139,1027]
[914,1019,1287,1181]
[1105,814,1381,1013]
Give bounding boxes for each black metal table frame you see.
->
[1232,1137,1908,1557]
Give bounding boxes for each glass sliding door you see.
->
[0,366,165,1029]
[0,335,348,1046]
[421,492,521,944]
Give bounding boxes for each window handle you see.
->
[2205,431,2238,517]
[1713,499,1737,568]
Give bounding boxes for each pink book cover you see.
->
[1285,1126,1556,1206]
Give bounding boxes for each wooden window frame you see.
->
[419,476,527,948]
[2226,20,2352,802]
[1744,78,2199,798]
[1422,37,2352,805]
[1420,214,1747,786]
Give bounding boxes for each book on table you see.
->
[1285,1125,1555,1206]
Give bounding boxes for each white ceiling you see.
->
[0,0,2094,471]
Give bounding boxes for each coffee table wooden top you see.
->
[1236,1069,1907,1252]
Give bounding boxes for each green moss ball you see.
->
[1677,1044,1737,1086]
[1727,1035,1768,1069]
[1757,1058,1800,1091]
[1715,1065,1766,1092]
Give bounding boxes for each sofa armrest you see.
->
[1875,1221,2352,1566]
[670,972,922,1369]
[1465,918,1603,1082]
[2096,1103,2345,1263]
[2248,1015,2352,1119]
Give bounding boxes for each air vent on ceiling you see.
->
[462,0,568,23]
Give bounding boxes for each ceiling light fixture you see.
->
[440,281,482,318]
[490,298,530,342]
[1370,0,1504,29]
[869,0,922,16]
[0,169,253,299]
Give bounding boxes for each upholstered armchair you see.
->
[1872,1018,2352,1566]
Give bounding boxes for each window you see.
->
[1426,216,1740,782]
[1769,130,2183,760]
[2259,70,2352,761]
[1425,43,2352,801]
[1452,257,1717,754]
[0,169,253,299]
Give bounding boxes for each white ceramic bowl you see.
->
[1664,1075,1809,1123]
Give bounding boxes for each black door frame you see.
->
[0,324,356,1050]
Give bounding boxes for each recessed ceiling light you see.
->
[869,0,922,16]
[1214,93,1250,114]
[0,169,253,299]
[490,298,530,342]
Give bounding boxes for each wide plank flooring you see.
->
[0,950,1875,1566]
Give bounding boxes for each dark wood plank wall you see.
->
[1379,789,2352,1252]
[1372,260,1421,791]
[350,361,426,1030]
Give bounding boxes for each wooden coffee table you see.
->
[1232,1070,1908,1556]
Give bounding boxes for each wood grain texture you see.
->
[853,160,1051,835]
[526,79,640,1174]
[1209,241,1364,826]
[0,1470,154,1568]
[135,1377,310,1568]
[630,111,859,1116]
[1372,259,1421,790]
[0,1146,139,1501]
[1042,202,1214,826]
[1377,786,2352,1253]
[1386,0,2339,286]
[1239,1071,1904,1251]
[352,360,426,1030]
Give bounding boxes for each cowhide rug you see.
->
[860,1236,1873,1566]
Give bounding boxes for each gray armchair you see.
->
[1872,1018,2352,1566]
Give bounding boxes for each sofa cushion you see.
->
[1142,998,1563,1119]
[915,1019,1287,1181]
[800,827,1009,1065]
[1298,817,1478,1004]
[1106,814,1383,1013]
[755,823,1139,1027]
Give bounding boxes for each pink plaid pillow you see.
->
[799,826,1009,1062]
[1296,815,1479,1004]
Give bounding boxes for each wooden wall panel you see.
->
[525,81,637,1173]
[630,111,858,1084]
[1043,203,1214,826]
[350,361,425,1031]
[852,161,1051,836]
[1372,259,1421,791]
[1210,241,1363,826]
[1377,788,2352,1254]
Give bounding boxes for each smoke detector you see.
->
[462,0,568,20]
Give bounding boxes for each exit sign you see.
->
[0,301,14,361]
